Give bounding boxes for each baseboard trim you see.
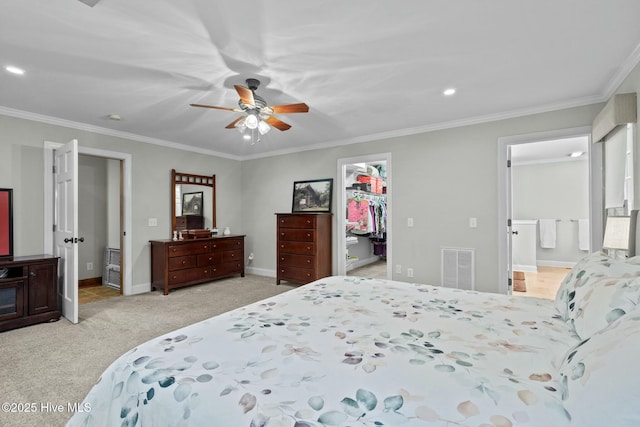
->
[537,260,577,268]
[131,282,151,295]
[245,267,276,278]
[78,277,103,288]
[512,264,537,273]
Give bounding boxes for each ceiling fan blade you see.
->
[190,103,242,112]
[234,85,255,106]
[265,116,292,131]
[225,117,244,129]
[269,103,309,114]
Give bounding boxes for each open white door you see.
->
[54,139,79,324]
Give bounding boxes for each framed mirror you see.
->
[171,170,216,233]
[0,188,13,259]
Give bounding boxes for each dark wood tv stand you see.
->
[0,255,60,332]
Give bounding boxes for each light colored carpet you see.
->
[0,274,296,427]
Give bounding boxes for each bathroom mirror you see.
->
[171,170,216,233]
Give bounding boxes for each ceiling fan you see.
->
[190,78,309,136]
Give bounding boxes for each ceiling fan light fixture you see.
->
[258,120,270,135]
[245,113,259,129]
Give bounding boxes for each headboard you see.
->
[629,210,640,257]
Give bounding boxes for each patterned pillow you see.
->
[555,252,640,321]
[554,252,610,320]
[559,311,640,426]
[569,275,640,339]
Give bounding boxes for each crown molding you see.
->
[0,106,243,161]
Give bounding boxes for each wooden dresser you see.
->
[0,255,60,332]
[150,235,245,295]
[276,213,332,285]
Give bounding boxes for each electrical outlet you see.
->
[469,217,477,228]
[148,217,158,227]
[395,264,402,274]
[87,262,93,271]
[407,268,414,277]
[407,217,414,227]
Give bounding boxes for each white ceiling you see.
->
[2,0,640,160]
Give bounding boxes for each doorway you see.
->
[77,155,122,304]
[337,153,392,278]
[43,142,133,321]
[497,126,603,295]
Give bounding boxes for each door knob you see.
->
[512,231,519,235]
[77,237,85,243]
[64,238,73,243]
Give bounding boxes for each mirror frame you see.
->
[171,170,216,233]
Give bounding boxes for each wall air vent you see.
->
[441,247,475,291]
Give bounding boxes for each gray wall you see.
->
[78,155,108,280]
[0,114,243,288]
[3,57,640,294]
[512,159,590,265]
[241,104,603,293]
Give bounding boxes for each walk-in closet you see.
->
[345,161,387,277]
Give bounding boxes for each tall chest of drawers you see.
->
[276,213,332,285]
[150,235,245,295]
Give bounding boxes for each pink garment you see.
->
[347,199,369,230]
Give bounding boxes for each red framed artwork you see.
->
[0,189,13,258]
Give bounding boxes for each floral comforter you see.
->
[67,276,578,427]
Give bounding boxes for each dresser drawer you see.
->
[215,238,244,250]
[277,215,316,229]
[278,229,316,242]
[168,242,211,257]
[278,253,314,268]
[278,241,316,255]
[278,266,316,284]
[168,267,211,285]
[197,253,222,266]
[222,250,241,263]
[168,256,197,271]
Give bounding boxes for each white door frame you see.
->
[44,141,133,296]
[336,153,392,278]
[497,126,603,294]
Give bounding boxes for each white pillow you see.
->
[559,311,640,426]
[569,275,640,339]
[555,252,640,322]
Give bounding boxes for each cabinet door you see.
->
[0,280,25,321]
[28,263,57,315]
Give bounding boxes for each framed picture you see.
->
[0,188,13,259]
[182,191,203,216]
[292,178,333,212]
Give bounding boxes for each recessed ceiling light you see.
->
[443,88,456,96]
[569,151,584,158]
[108,114,122,121]
[5,65,25,75]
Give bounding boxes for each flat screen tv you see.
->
[0,189,13,259]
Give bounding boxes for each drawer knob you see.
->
[172,275,177,279]
[182,260,186,264]
[307,247,311,251]
[307,233,311,237]
[230,253,235,257]
[204,245,208,249]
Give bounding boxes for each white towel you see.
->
[539,219,557,249]
[578,219,590,251]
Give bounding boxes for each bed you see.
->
[67,254,640,427]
